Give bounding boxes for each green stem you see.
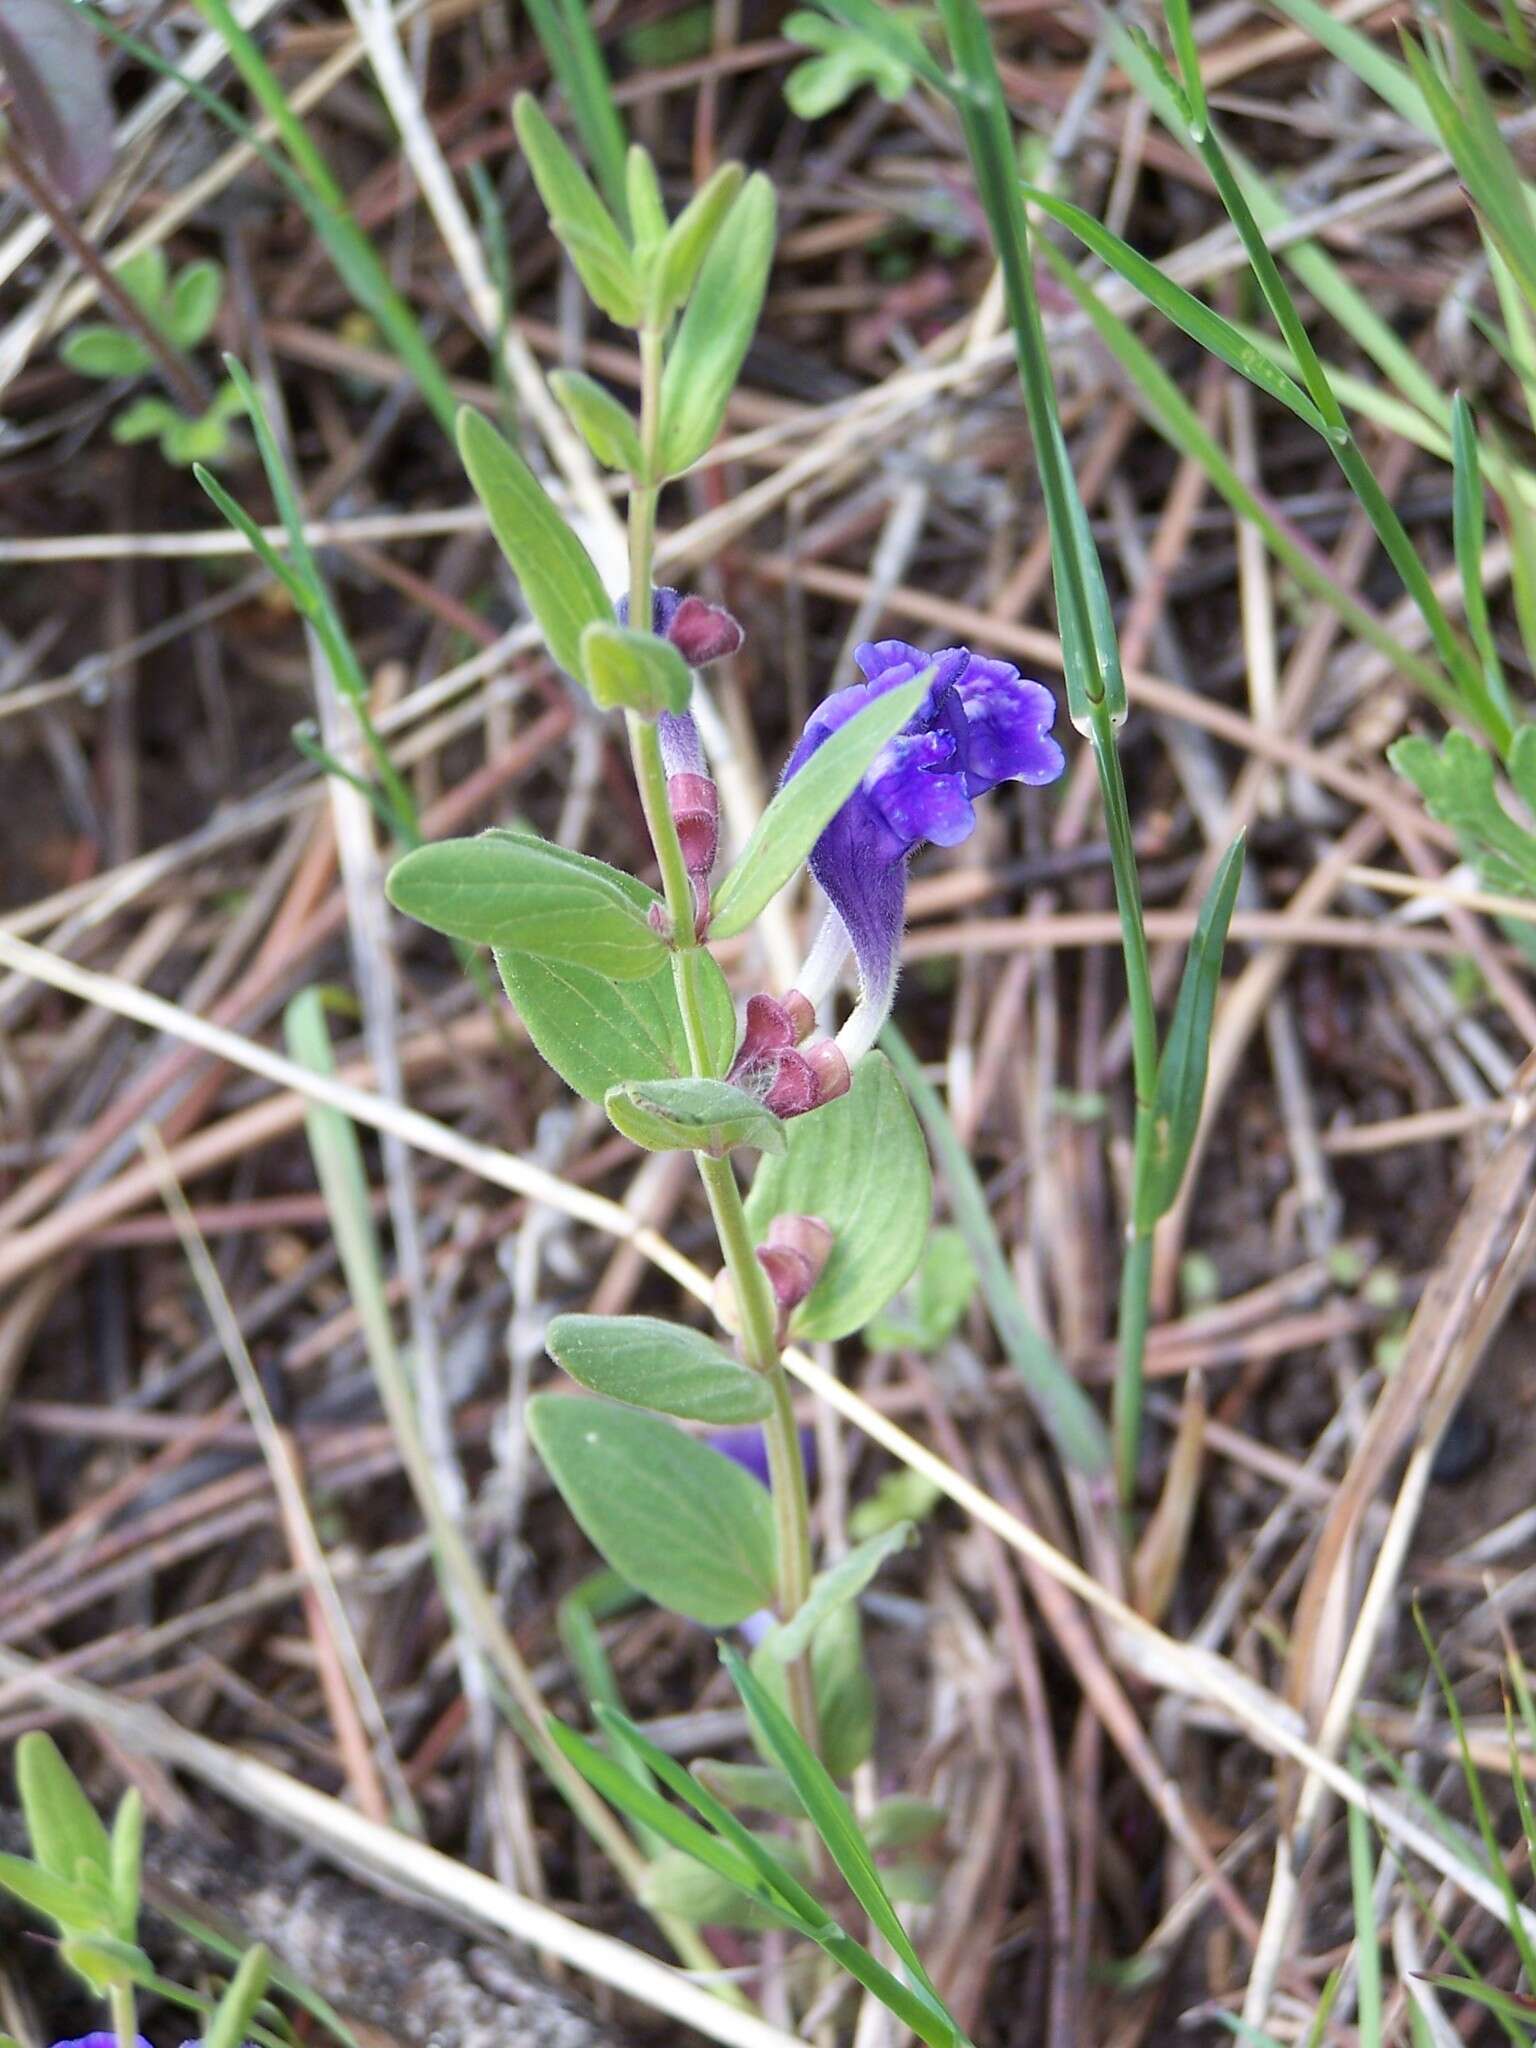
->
[622,326,822,1756]
[1087,702,1162,1512]
[110,1981,138,2048]
[1111,1229,1155,1509]
[186,0,458,434]
[937,0,1164,1513]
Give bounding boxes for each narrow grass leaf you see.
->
[193,466,311,613]
[179,0,457,431]
[548,1719,777,1900]
[721,1644,957,2036]
[1345,1748,1383,2048]
[1022,187,1329,435]
[1415,1603,1536,1985]
[883,1027,1108,1470]
[1162,0,1208,132]
[1452,394,1515,726]
[1134,832,1245,1230]
[1034,238,1446,698]
[595,1700,961,2039]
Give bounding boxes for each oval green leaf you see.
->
[547,1314,773,1423]
[1133,832,1245,1230]
[60,325,154,379]
[17,1733,111,1888]
[496,929,736,1104]
[458,407,614,683]
[512,93,639,325]
[745,1051,930,1339]
[164,259,224,349]
[657,173,776,475]
[388,830,665,980]
[652,160,744,322]
[605,1076,786,1155]
[581,620,691,716]
[549,369,645,476]
[527,1395,777,1627]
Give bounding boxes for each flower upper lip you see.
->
[787,638,1064,865]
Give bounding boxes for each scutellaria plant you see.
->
[384,93,1063,2003]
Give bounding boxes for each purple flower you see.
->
[50,2038,154,2048]
[783,640,1064,1060]
[711,1425,819,1490]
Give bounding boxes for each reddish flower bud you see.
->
[758,1047,820,1118]
[668,771,719,879]
[737,992,797,1061]
[667,594,744,668]
[756,1216,834,1330]
[766,1211,834,1283]
[782,989,815,1043]
[757,1243,815,1316]
[729,996,853,1121]
[802,1039,851,1104]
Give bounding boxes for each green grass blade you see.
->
[1110,20,1442,427]
[547,1717,775,1900]
[1265,0,1432,127]
[520,0,630,228]
[183,0,457,431]
[882,1026,1107,1472]
[1134,832,1245,1232]
[1035,238,1450,699]
[1451,394,1514,724]
[721,1642,954,2031]
[1415,1604,1536,1986]
[1021,186,1329,434]
[219,357,420,843]
[191,466,311,613]
[1346,1747,1384,2048]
